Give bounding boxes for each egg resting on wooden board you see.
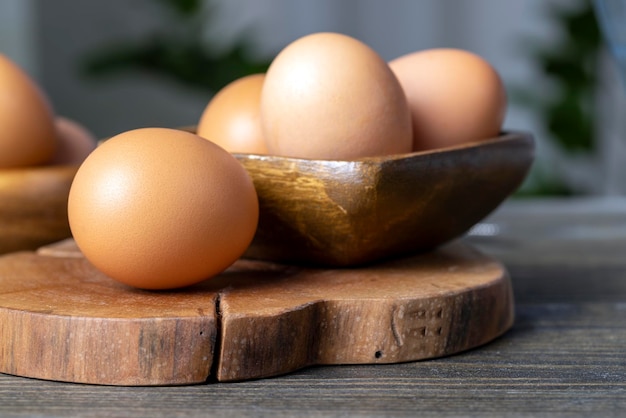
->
[67,127,259,290]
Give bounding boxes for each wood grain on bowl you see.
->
[234,131,534,266]
[0,165,77,254]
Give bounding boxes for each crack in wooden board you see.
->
[0,239,513,385]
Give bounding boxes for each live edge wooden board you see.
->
[0,238,513,386]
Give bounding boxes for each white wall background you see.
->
[1,0,624,194]
[0,0,37,75]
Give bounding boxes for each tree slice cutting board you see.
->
[0,239,513,385]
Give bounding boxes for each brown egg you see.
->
[50,117,97,165]
[261,32,413,160]
[389,48,507,151]
[0,54,58,168]
[68,127,259,290]
[197,73,267,154]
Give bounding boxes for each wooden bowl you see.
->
[233,131,534,267]
[0,165,77,254]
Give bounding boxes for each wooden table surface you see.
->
[1,197,626,417]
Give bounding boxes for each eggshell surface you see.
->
[50,117,97,164]
[260,32,413,160]
[0,54,58,168]
[197,73,267,154]
[68,127,259,290]
[389,48,506,151]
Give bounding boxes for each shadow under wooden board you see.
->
[0,239,513,386]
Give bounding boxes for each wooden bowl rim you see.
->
[0,163,80,175]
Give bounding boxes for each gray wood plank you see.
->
[0,301,624,417]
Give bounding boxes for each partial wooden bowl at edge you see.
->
[233,131,535,267]
[0,165,77,254]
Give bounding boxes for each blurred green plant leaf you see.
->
[155,0,203,17]
[81,0,271,94]
[82,35,269,93]
[509,0,601,196]
[513,6,599,153]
